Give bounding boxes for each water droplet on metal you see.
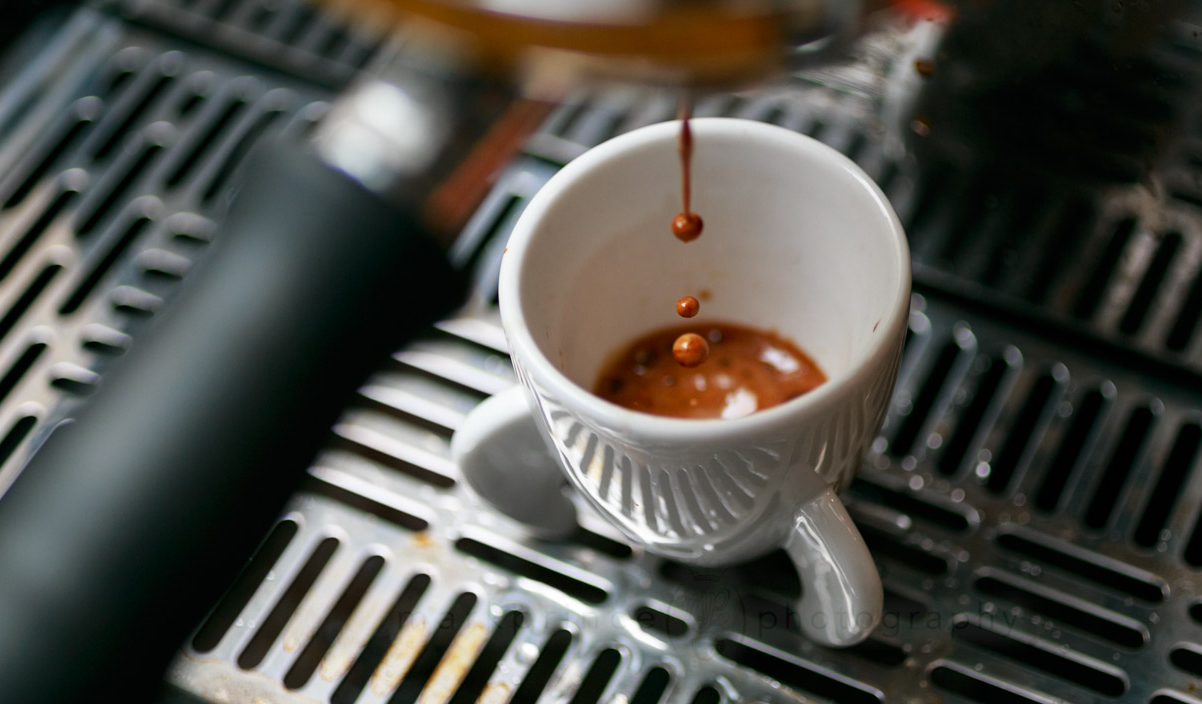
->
[517,643,539,664]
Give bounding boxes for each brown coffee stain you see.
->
[320,649,354,685]
[479,682,512,704]
[321,594,388,682]
[417,623,490,704]
[370,620,429,696]
[171,653,297,703]
[282,597,326,653]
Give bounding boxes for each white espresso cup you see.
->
[451,118,910,647]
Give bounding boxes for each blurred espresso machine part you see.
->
[0,1,1201,703]
[306,0,904,236]
[320,0,865,87]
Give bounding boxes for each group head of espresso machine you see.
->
[0,1,1192,703]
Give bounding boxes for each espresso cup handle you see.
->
[451,385,578,539]
[784,487,882,647]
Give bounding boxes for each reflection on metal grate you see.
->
[6,4,1202,704]
[97,0,391,88]
[0,9,330,493]
[0,8,338,494]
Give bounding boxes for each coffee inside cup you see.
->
[595,321,826,419]
[507,119,905,417]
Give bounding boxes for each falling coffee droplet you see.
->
[676,295,700,318]
[673,332,709,367]
[671,213,703,242]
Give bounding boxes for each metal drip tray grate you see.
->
[0,7,334,494]
[166,296,1202,704]
[5,3,1202,704]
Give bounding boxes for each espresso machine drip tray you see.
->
[4,1,1202,702]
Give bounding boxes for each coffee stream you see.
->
[671,109,704,244]
[671,100,709,367]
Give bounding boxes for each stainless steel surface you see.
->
[5,2,1202,703]
[296,0,862,87]
[0,7,335,495]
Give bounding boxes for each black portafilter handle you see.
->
[0,141,465,703]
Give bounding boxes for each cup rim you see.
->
[499,117,911,439]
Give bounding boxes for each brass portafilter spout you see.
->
[0,4,886,703]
